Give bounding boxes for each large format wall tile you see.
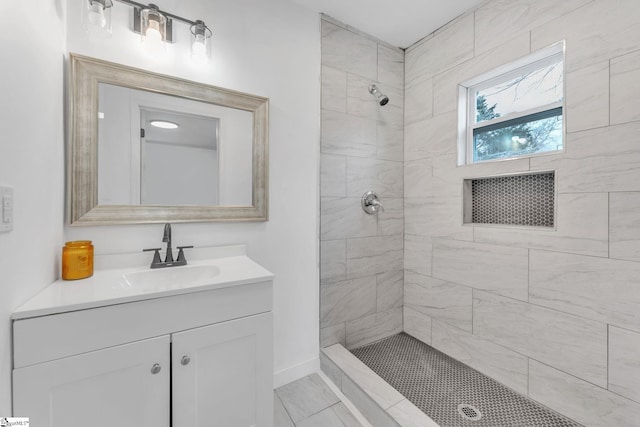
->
[321,21,377,80]
[404,112,457,161]
[404,306,432,344]
[404,234,432,276]
[565,61,610,132]
[531,0,640,73]
[473,193,609,258]
[530,360,640,427]
[321,66,347,113]
[433,240,528,301]
[473,290,608,387]
[405,197,473,242]
[320,277,376,328]
[530,250,640,332]
[609,326,640,403]
[404,77,433,126]
[531,121,640,193]
[378,44,404,90]
[431,320,528,395]
[474,0,590,55]
[405,13,474,87]
[377,197,404,237]
[346,157,403,198]
[377,270,403,312]
[346,307,403,349]
[404,158,433,198]
[610,192,640,262]
[320,197,377,240]
[404,272,472,332]
[376,121,403,162]
[347,75,403,126]
[320,323,346,348]
[320,154,346,198]
[611,49,640,125]
[320,239,346,284]
[346,235,403,279]
[321,110,376,158]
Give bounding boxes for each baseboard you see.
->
[273,355,320,388]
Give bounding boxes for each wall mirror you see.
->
[68,54,269,225]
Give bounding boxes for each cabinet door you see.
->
[13,335,170,427]
[172,312,273,427]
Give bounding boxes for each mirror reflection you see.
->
[97,83,253,207]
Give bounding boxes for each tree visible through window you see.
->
[459,45,564,164]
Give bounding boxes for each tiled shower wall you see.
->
[403,1,640,426]
[319,17,405,350]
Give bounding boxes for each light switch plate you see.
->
[0,186,13,232]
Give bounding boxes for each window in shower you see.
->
[457,42,565,165]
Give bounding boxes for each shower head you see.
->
[368,84,389,106]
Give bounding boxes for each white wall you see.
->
[66,0,321,387]
[0,1,66,413]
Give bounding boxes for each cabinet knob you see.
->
[181,355,191,366]
[151,363,162,374]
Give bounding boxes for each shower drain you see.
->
[457,403,482,421]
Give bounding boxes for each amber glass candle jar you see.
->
[62,241,94,280]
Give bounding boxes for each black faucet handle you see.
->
[176,246,194,263]
[143,248,163,266]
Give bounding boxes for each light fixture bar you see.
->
[114,0,199,26]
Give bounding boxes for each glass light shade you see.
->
[141,6,167,56]
[82,0,112,38]
[190,20,212,64]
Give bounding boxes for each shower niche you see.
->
[463,171,556,228]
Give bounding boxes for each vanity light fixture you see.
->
[83,0,213,62]
[150,120,179,129]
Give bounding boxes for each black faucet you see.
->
[143,223,193,268]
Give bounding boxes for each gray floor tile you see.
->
[296,403,362,427]
[274,392,295,427]
[276,373,341,422]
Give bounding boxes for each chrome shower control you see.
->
[362,191,384,215]
[181,355,190,366]
[151,363,161,374]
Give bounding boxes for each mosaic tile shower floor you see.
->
[351,333,581,427]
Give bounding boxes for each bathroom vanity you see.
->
[11,246,274,427]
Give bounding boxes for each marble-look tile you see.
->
[346,157,403,198]
[404,234,432,276]
[320,277,376,328]
[321,110,376,158]
[322,66,347,113]
[474,0,590,55]
[376,270,403,312]
[529,250,640,332]
[404,77,433,126]
[433,32,531,115]
[376,122,403,162]
[432,239,529,301]
[405,197,473,242]
[276,374,340,423]
[433,154,530,185]
[531,0,640,73]
[566,61,609,132]
[529,360,640,427]
[387,399,439,427]
[404,158,432,198]
[347,74,404,126]
[297,403,362,427]
[431,320,528,395]
[321,21,377,80]
[531,121,640,193]
[321,323,346,348]
[473,290,608,387]
[609,326,640,403]
[346,307,403,349]
[320,239,346,284]
[404,111,457,162]
[376,198,404,237]
[403,306,432,345]
[346,235,403,279]
[611,49,640,125]
[274,392,295,427]
[377,44,404,90]
[323,344,405,410]
[610,192,640,262]
[404,272,472,332]
[320,198,377,241]
[320,351,343,389]
[405,13,474,86]
[341,375,400,427]
[473,193,610,258]
[320,154,346,198]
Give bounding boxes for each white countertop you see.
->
[12,245,274,320]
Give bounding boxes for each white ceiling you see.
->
[289,0,485,48]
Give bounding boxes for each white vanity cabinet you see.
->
[12,251,274,427]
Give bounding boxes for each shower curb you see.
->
[321,344,440,427]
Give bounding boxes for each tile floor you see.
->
[274,373,365,427]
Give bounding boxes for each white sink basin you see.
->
[123,264,221,291]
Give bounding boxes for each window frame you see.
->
[457,42,565,165]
